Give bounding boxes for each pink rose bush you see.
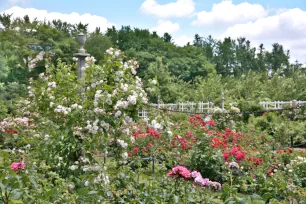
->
[167,166,221,191]
[191,171,222,191]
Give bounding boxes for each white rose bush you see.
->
[0,48,155,203]
[26,48,149,173]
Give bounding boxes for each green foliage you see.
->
[294,162,306,187]
[85,33,113,63]
[188,132,225,182]
[0,100,8,120]
[0,55,9,81]
[247,112,306,146]
[168,56,215,82]
[143,57,192,103]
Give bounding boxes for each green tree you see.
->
[214,37,236,76]
[256,44,267,73]
[202,35,215,61]
[168,56,215,82]
[265,43,290,74]
[106,25,119,46]
[85,33,113,63]
[0,13,12,29]
[163,32,172,43]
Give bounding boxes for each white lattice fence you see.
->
[259,101,306,110]
[138,102,213,119]
[138,100,306,119]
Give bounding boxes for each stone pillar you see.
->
[73,32,89,80]
[221,92,225,110]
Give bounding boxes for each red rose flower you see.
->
[223,152,229,161]
[133,147,139,154]
[207,120,215,127]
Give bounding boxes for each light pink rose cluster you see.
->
[167,167,222,191]
[191,171,222,191]
[0,117,32,132]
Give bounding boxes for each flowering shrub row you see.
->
[167,166,222,191]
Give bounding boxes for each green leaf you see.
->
[10,200,24,204]
[11,189,22,199]
[188,196,195,202]
[44,188,57,199]
[29,176,38,188]
[77,187,88,195]
[2,178,9,186]
[8,169,17,177]
[262,193,272,202]
[235,197,246,204]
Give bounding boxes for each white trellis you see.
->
[259,101,306,110]
[138,100,306,118]
[138,102,213,119]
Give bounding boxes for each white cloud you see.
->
[173,35,193,46]
[220,8,306,62]
[140,0,195,18]
[192,0,267,27]
[1,6,114,32]
[150,20,180,36]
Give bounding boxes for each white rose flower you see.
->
[122,152,128,160]
[115,110,122,117]
[115,50,120,56]
[130,136,135,143]
[69,165,78,170]
[44,134,50,141]
[117,139,128,148]
[50,102,54,108]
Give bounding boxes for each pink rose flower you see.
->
[11,161,26,172]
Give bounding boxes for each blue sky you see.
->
[1,0,306,62]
